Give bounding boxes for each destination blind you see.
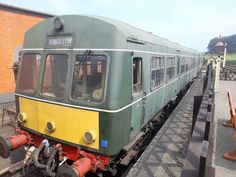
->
[46,35,73,48]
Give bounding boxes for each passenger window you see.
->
[151,56,165,90]
[166,57,175,82]
[133,57,142,94]
[181,58,186,74]
[71,55,107,102]
[190,58,193,69]
[186,58,190,71]
[42,54,68,98]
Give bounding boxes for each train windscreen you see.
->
[17,53,41,94]
[41,54,68,98]
[71,55,107,102]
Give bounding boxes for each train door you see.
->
[130,56,145,139]
[177,56,181,93]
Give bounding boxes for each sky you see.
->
[0,0,236,52]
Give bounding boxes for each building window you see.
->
[166,57,175,82]
[71,55,107,102]
[42,54,68,98]
[133,57,142,94]
[17,53,41,93]
[151,56,165,90]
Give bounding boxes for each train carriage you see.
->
[0,15,202,177]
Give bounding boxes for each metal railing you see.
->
[220,64,236,81]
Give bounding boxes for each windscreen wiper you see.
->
[75,50,91,72]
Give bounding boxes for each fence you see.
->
[181,63,215,177]
[220,65,236,81]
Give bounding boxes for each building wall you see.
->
[0,8,48,94]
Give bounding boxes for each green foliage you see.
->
[207,37,218,53]
[207,34,236,53]
[204,53,236,65]
[225,53,236,64]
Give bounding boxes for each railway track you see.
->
[0,160,23,177]
[225,64,236,73]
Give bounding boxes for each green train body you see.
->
[11,15,202,175]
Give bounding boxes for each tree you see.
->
[207,34,236,53]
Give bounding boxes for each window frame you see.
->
[69,54,108,104]
[166,56,175,82]
[16,52,42,95]
[132,57,142,96]
[186,57,190,71]
[180,58,186,74]
[40,53,69,100]
[150,55,165,91]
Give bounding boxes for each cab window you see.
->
[17,53,41,93]
[42,54,68,98]
[133,57,142,94]
[71,55,107,102]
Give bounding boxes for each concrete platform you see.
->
[127,77,204,177]
[211,80,236,176]
[0,93,14,104]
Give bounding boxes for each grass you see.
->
[225,53,236,64]
[204,53,236,65]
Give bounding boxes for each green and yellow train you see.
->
[0,15,202,177]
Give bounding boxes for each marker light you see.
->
[17,112,27,123]
[46,122,55,133]
[84,130,96,144]
[54,17,64,31]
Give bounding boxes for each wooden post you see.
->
[223,90,236,161]
[223,91,236,127]
[214,58,221,93]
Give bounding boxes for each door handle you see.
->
[142,92,147,103]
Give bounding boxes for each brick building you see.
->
[0,3,52,103]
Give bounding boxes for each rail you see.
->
[181,63,215,177]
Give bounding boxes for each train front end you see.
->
[0,15,130,177]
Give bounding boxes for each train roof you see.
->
[24,15,199,55]
[91,15,198,54]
